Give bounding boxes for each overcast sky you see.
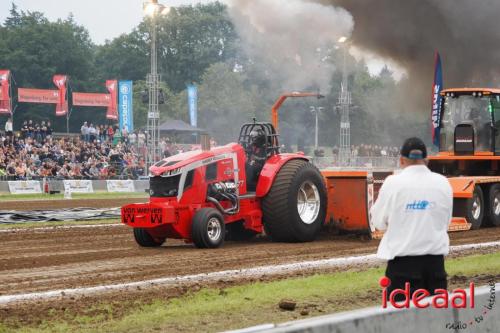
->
[0,0,216,44]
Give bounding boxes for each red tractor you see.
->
[121,93,327,248]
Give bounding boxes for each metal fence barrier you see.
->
[0,175,141,181]
[312,156,399,170]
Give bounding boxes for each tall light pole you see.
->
[143,0,170,173]
[310,106,324,150]
[337,36,352,166]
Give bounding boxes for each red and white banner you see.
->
[17,74,68,116]
[17,75,117,119]
[18,88,60,103]
[0,70,12,115]
[73,92,111,107]
[53,75,68,116]
[106,80,118,120]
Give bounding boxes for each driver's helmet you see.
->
[249,128,266,147]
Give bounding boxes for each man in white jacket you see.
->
[4,118,13,138]
[371,137,453,301]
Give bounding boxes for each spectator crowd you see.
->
[1,117,401,180]
[79,122,147,147]
[0,120,148,180]
[331,144,400,158]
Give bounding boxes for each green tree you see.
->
[133,80,175,130]
[142,2,238,92]
[1,6,94,89]
[94,2,237,93]
[94,30,149,83]
[0,4,95,130]
[169,62,258,143]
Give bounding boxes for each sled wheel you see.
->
[486,184,500,227]
[467,186,484,230]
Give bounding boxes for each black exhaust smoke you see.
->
[315,0,500,112]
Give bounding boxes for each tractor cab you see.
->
[439,89,500,155]
[238,121,280,158]
[429,88,500,176]
[238,121,280,191]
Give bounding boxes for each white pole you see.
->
[316,107,323,150]
[315,110,318,149]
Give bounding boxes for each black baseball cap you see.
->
[400,137,427,160]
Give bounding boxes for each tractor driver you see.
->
[246,129,267,191]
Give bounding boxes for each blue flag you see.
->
[431,52,443,147]
[118,81,134,133]
[187,84,198,127]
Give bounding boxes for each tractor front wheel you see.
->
[192,208,226,248]
[133,228,166,247]
[262,160,327,242]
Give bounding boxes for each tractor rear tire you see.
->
[192,208,226,248]
[466,186,484,230]
[133,228,166,247]
[486,184,500,227]
[262,159,327,242]
[225,221,258,241]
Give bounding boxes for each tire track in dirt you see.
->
[0,225,498,295]
[2,241,499,305]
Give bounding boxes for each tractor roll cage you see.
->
[238,122,280,158]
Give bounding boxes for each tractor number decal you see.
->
[122,208,136,224]
[123,213,135,224]
[151,208,163,224]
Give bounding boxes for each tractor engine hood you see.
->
[149,143,243,177]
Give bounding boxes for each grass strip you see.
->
[3,250,499,333]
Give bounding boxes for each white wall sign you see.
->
[63,180,94,193]
[106,180,135,193]
[8,181,42,194]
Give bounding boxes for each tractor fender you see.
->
[255,154,310,197]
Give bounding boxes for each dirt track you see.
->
[0,225,499,296]
[0,197,147,211]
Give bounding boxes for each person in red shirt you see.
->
[107,125,114,142]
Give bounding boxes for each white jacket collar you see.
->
[401,164,430,175]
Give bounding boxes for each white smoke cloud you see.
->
[228,0,354,91]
